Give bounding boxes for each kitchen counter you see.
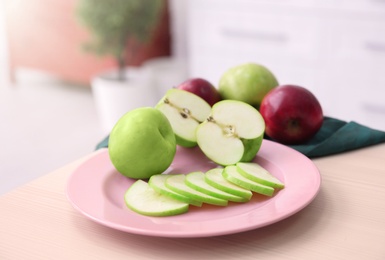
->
[1,143,385,259]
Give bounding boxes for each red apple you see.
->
[177,78,222,106]
[259,85,323,144]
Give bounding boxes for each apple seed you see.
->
[224,125,237,137]
[206,116,238,138]
[163,98,200,122]
[207,116,215,123]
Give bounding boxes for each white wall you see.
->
[184,0,385,130]
[0,2,10,87]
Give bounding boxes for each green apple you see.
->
[124,180,189,217]
[108,107,176,179]
[218,63,278,107]
[205,168,253,200]
[165,174,228,206]
[156,89,211,147]
[223,166,275,196]
[196,100,265,166]
[149,174,203,207]
[185,171,248,202]
[237,162,285,189]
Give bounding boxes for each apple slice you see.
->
[236,162,285,189]
[223,166,275,196]
[165,174,228,206]
[205,168,253,200]
[149,174,203,207]
[124,180,189,217]
[156,89,211,147]
[185,171,248,202]
[196,100,265,166]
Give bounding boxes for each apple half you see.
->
[156,89,211,147]
[196,100,265,166]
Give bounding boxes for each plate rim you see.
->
[66,140,321,238]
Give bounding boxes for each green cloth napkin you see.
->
[96,117,385,158]
[96,135,109,150]
[282,117,385,157]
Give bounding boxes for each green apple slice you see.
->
[156,89,211,147]
[165,174,228,206]
[223,166,275,196]
[205,168,253,200]
[236,162,285,189]
[196,100,265,166]
[149,174,203,207]
[124,180,189,217]
[185,171,248,202]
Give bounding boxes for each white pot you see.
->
[92,67,157,134]
[143,57,188,98]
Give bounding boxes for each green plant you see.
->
[76,0,163,81]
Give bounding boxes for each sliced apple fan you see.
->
[124,163,284,217]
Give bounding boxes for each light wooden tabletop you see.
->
[1,144,385,259]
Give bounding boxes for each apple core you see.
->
[196,100,265,166]
[156,89,212,147]
[163,98,200,123]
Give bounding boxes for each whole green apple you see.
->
[108,107,176,179]
[218,63,279,107]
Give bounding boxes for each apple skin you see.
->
[259,85,323,144]
[108,107,176,179]
[177,78,222,106]
[218,63,279,107]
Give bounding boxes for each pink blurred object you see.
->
[5,0,171,85]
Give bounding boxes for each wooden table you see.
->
[1,144,385,259]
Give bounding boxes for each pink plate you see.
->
[66,140,321,238]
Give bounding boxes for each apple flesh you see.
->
[125,167,285,216]
[218,63,279,107]
[108,107,176,179]
[223,166,275,197]
[205,168,253,200]
[149,174,203,207]
[124,180,189,217]
[156,89,211,147]
[165,174,228,206]
[196,100,265,166]
[236,162,284,189]
[260,85,323,144]
[185,171,248,202]
[177,78,222,106]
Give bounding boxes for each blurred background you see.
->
[1,0,385,195]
